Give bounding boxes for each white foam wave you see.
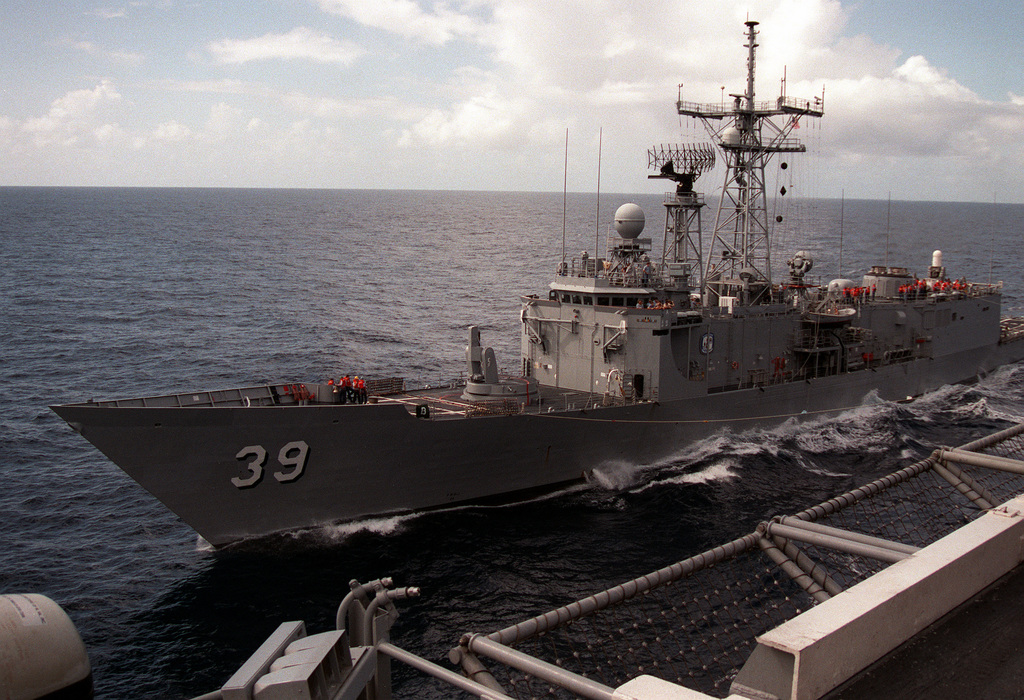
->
[799,464,852,478]
[638,460,740,491]
[588,460,644,490]
[315,515,409,541]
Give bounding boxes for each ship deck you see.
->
[54,378,621,416]
[829,562,1024,699]
[374,382,621,419]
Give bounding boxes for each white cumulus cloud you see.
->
[208,27,364,65]
[20,80,123,145]
[316,0,481,45]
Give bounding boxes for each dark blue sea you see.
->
[3,186,1024,698]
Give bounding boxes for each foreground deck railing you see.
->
[195,421,1024,700]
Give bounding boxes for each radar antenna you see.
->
[648,143,716,293]
[678,20,824,306]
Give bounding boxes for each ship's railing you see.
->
[1001,317,1024,344]
[560,257,672,291]
[677,95,823,117]
[777,94,825,116]
[87,385,286,408]
[449,422,1024,698]
[465,398,523,417]
[366,377,406,396]
[834,280,1003,305]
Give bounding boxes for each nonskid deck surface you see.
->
[375,383,618,419]
[53,379,615,418]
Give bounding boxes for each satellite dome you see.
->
[720,126,741,146]
[614,203,645,239]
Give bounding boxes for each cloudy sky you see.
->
[2,0,1022,201]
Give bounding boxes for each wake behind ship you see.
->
[52,21,1024,546]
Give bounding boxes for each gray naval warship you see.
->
[52,22,1024,546]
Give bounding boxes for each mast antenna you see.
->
[562,128,568,264]
[595,127,603,274]
[678,19,823,306]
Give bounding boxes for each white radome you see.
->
[614,203,645,239]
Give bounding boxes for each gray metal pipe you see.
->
[362,587,420,645]
[772,535,843,598]
[766,523,910,564]
[449,647,508,694]
[778,517,920,555]
[940,448,1024,475]
[466,634,619,700]
[337,578,392,632]
[930,457,997,510]
[486,531,761,646]
[758,536,831,603]
[378,643,512,700]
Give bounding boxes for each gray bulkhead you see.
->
[521,285,686,402]
[522,287,1004,405]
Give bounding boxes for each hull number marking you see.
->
[232,441,309,489]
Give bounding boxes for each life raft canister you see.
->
[0,594,92,700]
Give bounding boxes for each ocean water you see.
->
[3,186,1024,698]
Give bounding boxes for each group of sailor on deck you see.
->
[637,298,676,309]
[328,374,367,404]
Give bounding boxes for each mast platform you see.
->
[677,94,823,121]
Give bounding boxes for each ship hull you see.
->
[52,339,1024,546]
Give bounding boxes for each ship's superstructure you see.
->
[51,22,1024,547]
[519,19,992,407]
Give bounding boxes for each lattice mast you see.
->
[678,20,823,306]
[648,143,715,293]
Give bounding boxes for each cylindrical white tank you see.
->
[932,250,943,268]
[0,594,92,700]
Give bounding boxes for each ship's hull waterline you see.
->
[52,340,1024,546]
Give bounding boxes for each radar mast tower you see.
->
[678,20,823,306]
[648,142,715,294]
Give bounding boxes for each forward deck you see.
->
[58,377,633,417]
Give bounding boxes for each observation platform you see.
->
[677,95,824,120]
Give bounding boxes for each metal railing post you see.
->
[464,634,620,700]
[940,447,1024,475]
[765,522,915,564]
[772,535,843,597]
[757,534,831,603]
[378,643,513,700]
[930,451,997,510]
